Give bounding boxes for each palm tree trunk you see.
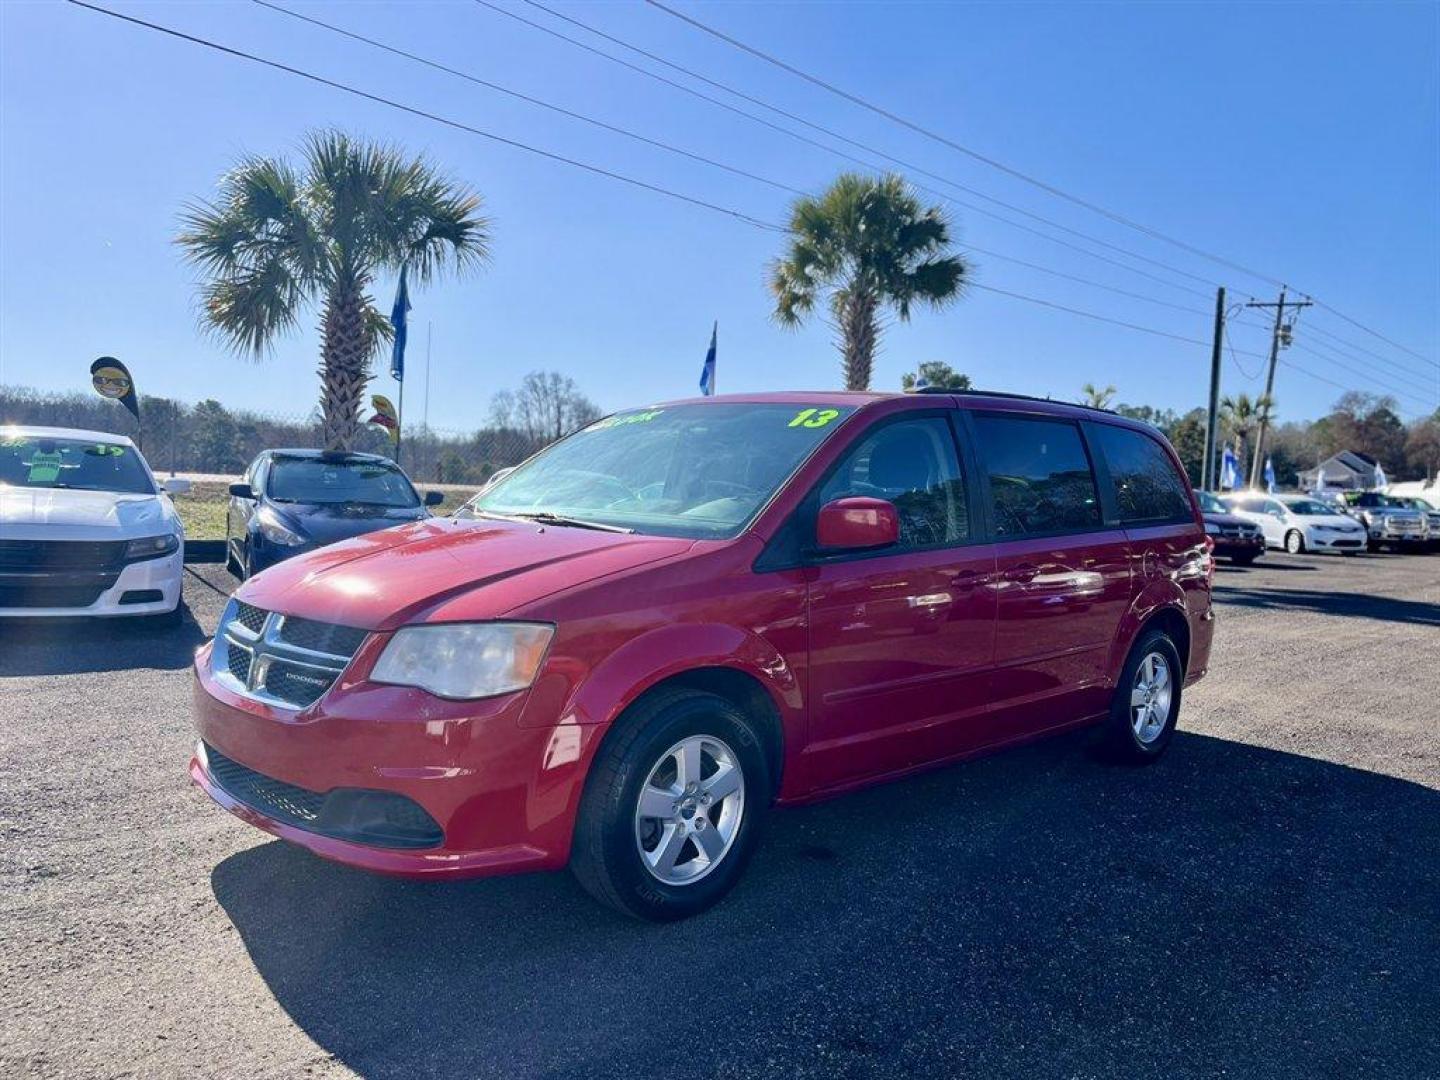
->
[318,282,371,451]
[837,288,879,391]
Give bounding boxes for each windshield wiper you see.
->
[476,510,633,534]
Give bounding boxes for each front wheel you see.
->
[571,688,771,921]
[1101,630,1183,764]
[1231,552,1259,566]
[1285,530,1306,555]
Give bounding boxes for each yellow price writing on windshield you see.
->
[788,408,841,429]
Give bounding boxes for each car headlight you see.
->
[124,533,180,561]
[371,622,554,699]
[1204,522,1220,536]
[255,506,304,546]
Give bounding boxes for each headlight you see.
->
[371,622,554,699]
[255,506,304,546]
[124,533,180,561]
[1204,522,1220,536]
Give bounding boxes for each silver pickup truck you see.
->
[1343,492,1431,552]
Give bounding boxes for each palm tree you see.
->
[770,173,967,391]
[1080,382,1117,410]
[1220,392,1274,477]
[179,132,490,449]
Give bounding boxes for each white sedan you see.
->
[1223,492,1368,555]
[0,425,189,622]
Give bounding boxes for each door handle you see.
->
[1002,563,1039,584]
[950,569,980,592]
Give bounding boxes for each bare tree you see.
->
[491,371,601,444]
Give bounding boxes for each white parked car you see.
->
[1223,492,1368,555]
[0,425,189,622]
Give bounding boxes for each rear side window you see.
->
[974,415,1101,538]
[1090,424,1193,525]
[817,416,968,549]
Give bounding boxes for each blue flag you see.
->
[1264,457,1276,493]
[390,266,411,382]
[1220,445,1241,490]
[698,322,717,396]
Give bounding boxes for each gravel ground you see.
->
[2,551,1437,1079]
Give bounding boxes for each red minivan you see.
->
[191,391,1214,920]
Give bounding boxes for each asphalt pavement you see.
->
[2,550,1437,1079]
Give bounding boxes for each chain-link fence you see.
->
[0,386,548,484]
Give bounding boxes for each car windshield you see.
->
[472,402,857,538]
[267,456,419,508]
[1197,491,1226,513]
[1285,499,1335,516]
[0,435,155,495]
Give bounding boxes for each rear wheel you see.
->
[1102,630,1183,764]
[1285,530,1306,555]
[571,688,771,921]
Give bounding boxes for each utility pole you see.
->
[1245,288,1312,488]
[1203,286,1225,491]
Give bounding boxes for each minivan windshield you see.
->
[0,435,155,495]
[472,403,857,538]
[267,456,420,508]
[1285,499,1337,516]
[1197,491,1226,514]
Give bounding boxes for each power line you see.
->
[961,246,1211,317]
[643,0,1284,289]
[257,0,1216,323]
[1304,319,1440,379]
[1288,343,1436,410]
[62,0,1429,416]
[1295,338,1437,400]
[644,0,1437,374]
[1314,299,1438,369]
[252,0,807,197]
[63,0,783,232]
[967,283,1245,349]
[511,0,1221,294]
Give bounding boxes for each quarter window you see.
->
[974,415,1101,538]
[1090,424,1193,525]
[816,416,968,549]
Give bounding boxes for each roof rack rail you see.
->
[911,387,1118,416]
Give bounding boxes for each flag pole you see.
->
[396,370,404,467]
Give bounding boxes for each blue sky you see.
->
[2,0,1437,435]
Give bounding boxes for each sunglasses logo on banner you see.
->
[368,394,399,444]
[90,356,140,421]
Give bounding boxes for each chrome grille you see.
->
[213,601,368,710]
[234,601,267,634]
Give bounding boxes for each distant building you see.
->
[1299,451,1381,491]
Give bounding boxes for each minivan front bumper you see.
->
[190,641,601,879]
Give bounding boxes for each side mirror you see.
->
[424,490,445,507]
[816,496,899,551]
[228,482,254,499]
[161,478,192,496]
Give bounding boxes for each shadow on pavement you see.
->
[0,605,206,676]
[1212,584,1440,626]
[211,732,1440,1079]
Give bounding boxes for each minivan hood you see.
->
[236,517,696,630]
[0,486,174,540]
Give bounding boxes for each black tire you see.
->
[1284,530,1306,555]
[1231,552,1259,566]
[571,688,772,922]
[1101,628,1183,765]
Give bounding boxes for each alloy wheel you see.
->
[1130,652,1173,744]
[634,735,745,886]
